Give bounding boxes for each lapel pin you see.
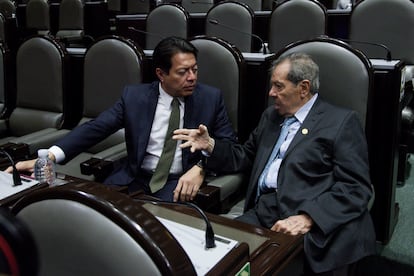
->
[302,128,308,135]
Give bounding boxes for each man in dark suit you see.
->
[173,53,376,275]
[9,36,236,202]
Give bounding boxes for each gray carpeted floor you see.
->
[380,155,414,266]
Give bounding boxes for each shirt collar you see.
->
[294,93,318,124]
[158,83,184,106]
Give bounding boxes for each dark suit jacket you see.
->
[56,81,236,185]
[207,98,376,273]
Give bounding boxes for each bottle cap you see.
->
[37,149,49,158]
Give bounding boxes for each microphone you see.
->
[128,26,164,39]
[338,37,392,61]
[135,198,216,249]
[208,19,267,54]
[0,150,22,186]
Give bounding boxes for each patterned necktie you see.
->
[258,116,297,195]
[149,98,180,193]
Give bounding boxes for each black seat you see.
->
[0,35,72,159]
[205,1,255,53]
[145,3,189,50]
[0,207,38,276]
[268,0,327,54]
[10,182,196,275]
[55,36,145,181]
[349,0,414,185]
[189,35,247,213]
[25,0,50,36]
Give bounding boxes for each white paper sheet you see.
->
[157,216,239,275]
[0,171,40,200]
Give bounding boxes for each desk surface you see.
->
[140,195,303,275]
[8,179,303,275]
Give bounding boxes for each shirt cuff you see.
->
[48,145,65,163]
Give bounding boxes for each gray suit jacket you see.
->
[207,98,376,273]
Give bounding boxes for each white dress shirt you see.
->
[140,84,184,174]
[264,93,318,190]
[49,83,185,175]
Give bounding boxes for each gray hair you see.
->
[271,53,320,94]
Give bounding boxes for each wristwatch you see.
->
[196,159,206,176]
[196,159,204,169]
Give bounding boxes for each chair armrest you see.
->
[80,143,127,179]
[0,142,31,169]
[9,128,71,155]
[195,173,245,214]
[91,142,127,160]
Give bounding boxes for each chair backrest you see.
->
[11,182,196,275]
[0,0,15,19]
[189,36,246,140]
[205,1,254,53]
[181,0,214,13]
[145,4,189,50]
[55,0,84,40]
[273,37,372,130]
[25,0,50,35]
[268,0,326,54]
[9,35,67,136]
[349,0,414,64]
[81,35,144,152]
[0,208,38,276]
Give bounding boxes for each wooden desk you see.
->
[67,180,303,275]
[141,200,303,275]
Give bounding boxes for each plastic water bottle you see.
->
[34,149,56,185]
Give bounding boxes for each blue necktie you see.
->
[258,116,297,195]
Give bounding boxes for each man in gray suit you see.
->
[173,53,376,275]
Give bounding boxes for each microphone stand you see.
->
[338,37,392,61]
[208,18,267,54]
[0,150,22,186]
[135,198,216,249]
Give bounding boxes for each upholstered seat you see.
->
[205,1,255,53]
[268,0,326,54]
[145,4,189,50]
[189,36,248,213]
[56,36,144,181]
[25,0,50,36]
[349,0,414,185]
[11,182,196,275]
[0,35,71,155]
[55,0,89,47]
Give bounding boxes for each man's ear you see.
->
[155,68,165,81]
[300,80,311,97]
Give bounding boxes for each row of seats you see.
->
[124,0,326,54]
[0,33,247,213]
[122,0,414,188]
[0,0,109,51]
[0,28,403,245]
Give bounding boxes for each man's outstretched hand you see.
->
[173,124,215,154]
